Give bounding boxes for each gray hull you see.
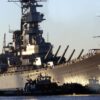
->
[0,53,100,90]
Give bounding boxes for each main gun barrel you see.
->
[67,49,75,62]
[57,45,69,64]
[44,45,53,60]
[54,45,61,58]
[77,49,84,59]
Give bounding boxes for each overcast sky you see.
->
[0,0,100,58]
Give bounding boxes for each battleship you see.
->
[0,0,100,90]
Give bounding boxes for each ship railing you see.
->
[55,51,97,68]
[65,51,96,66]
[66,49,99,66]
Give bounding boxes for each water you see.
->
[0,95,100,100]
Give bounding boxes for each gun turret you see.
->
[57,45,69,64]
[54,45,61,58]
[67,49,75,62]
[77,49,84,59]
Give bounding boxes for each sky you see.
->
[0,0,100,58]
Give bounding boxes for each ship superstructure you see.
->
[0,0,66,71]
[0,0,66,89]
[0,0,100,90]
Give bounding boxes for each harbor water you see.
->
[0,95,100,100]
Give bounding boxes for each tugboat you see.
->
[24,74,58,95]
[0,0,100,91]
